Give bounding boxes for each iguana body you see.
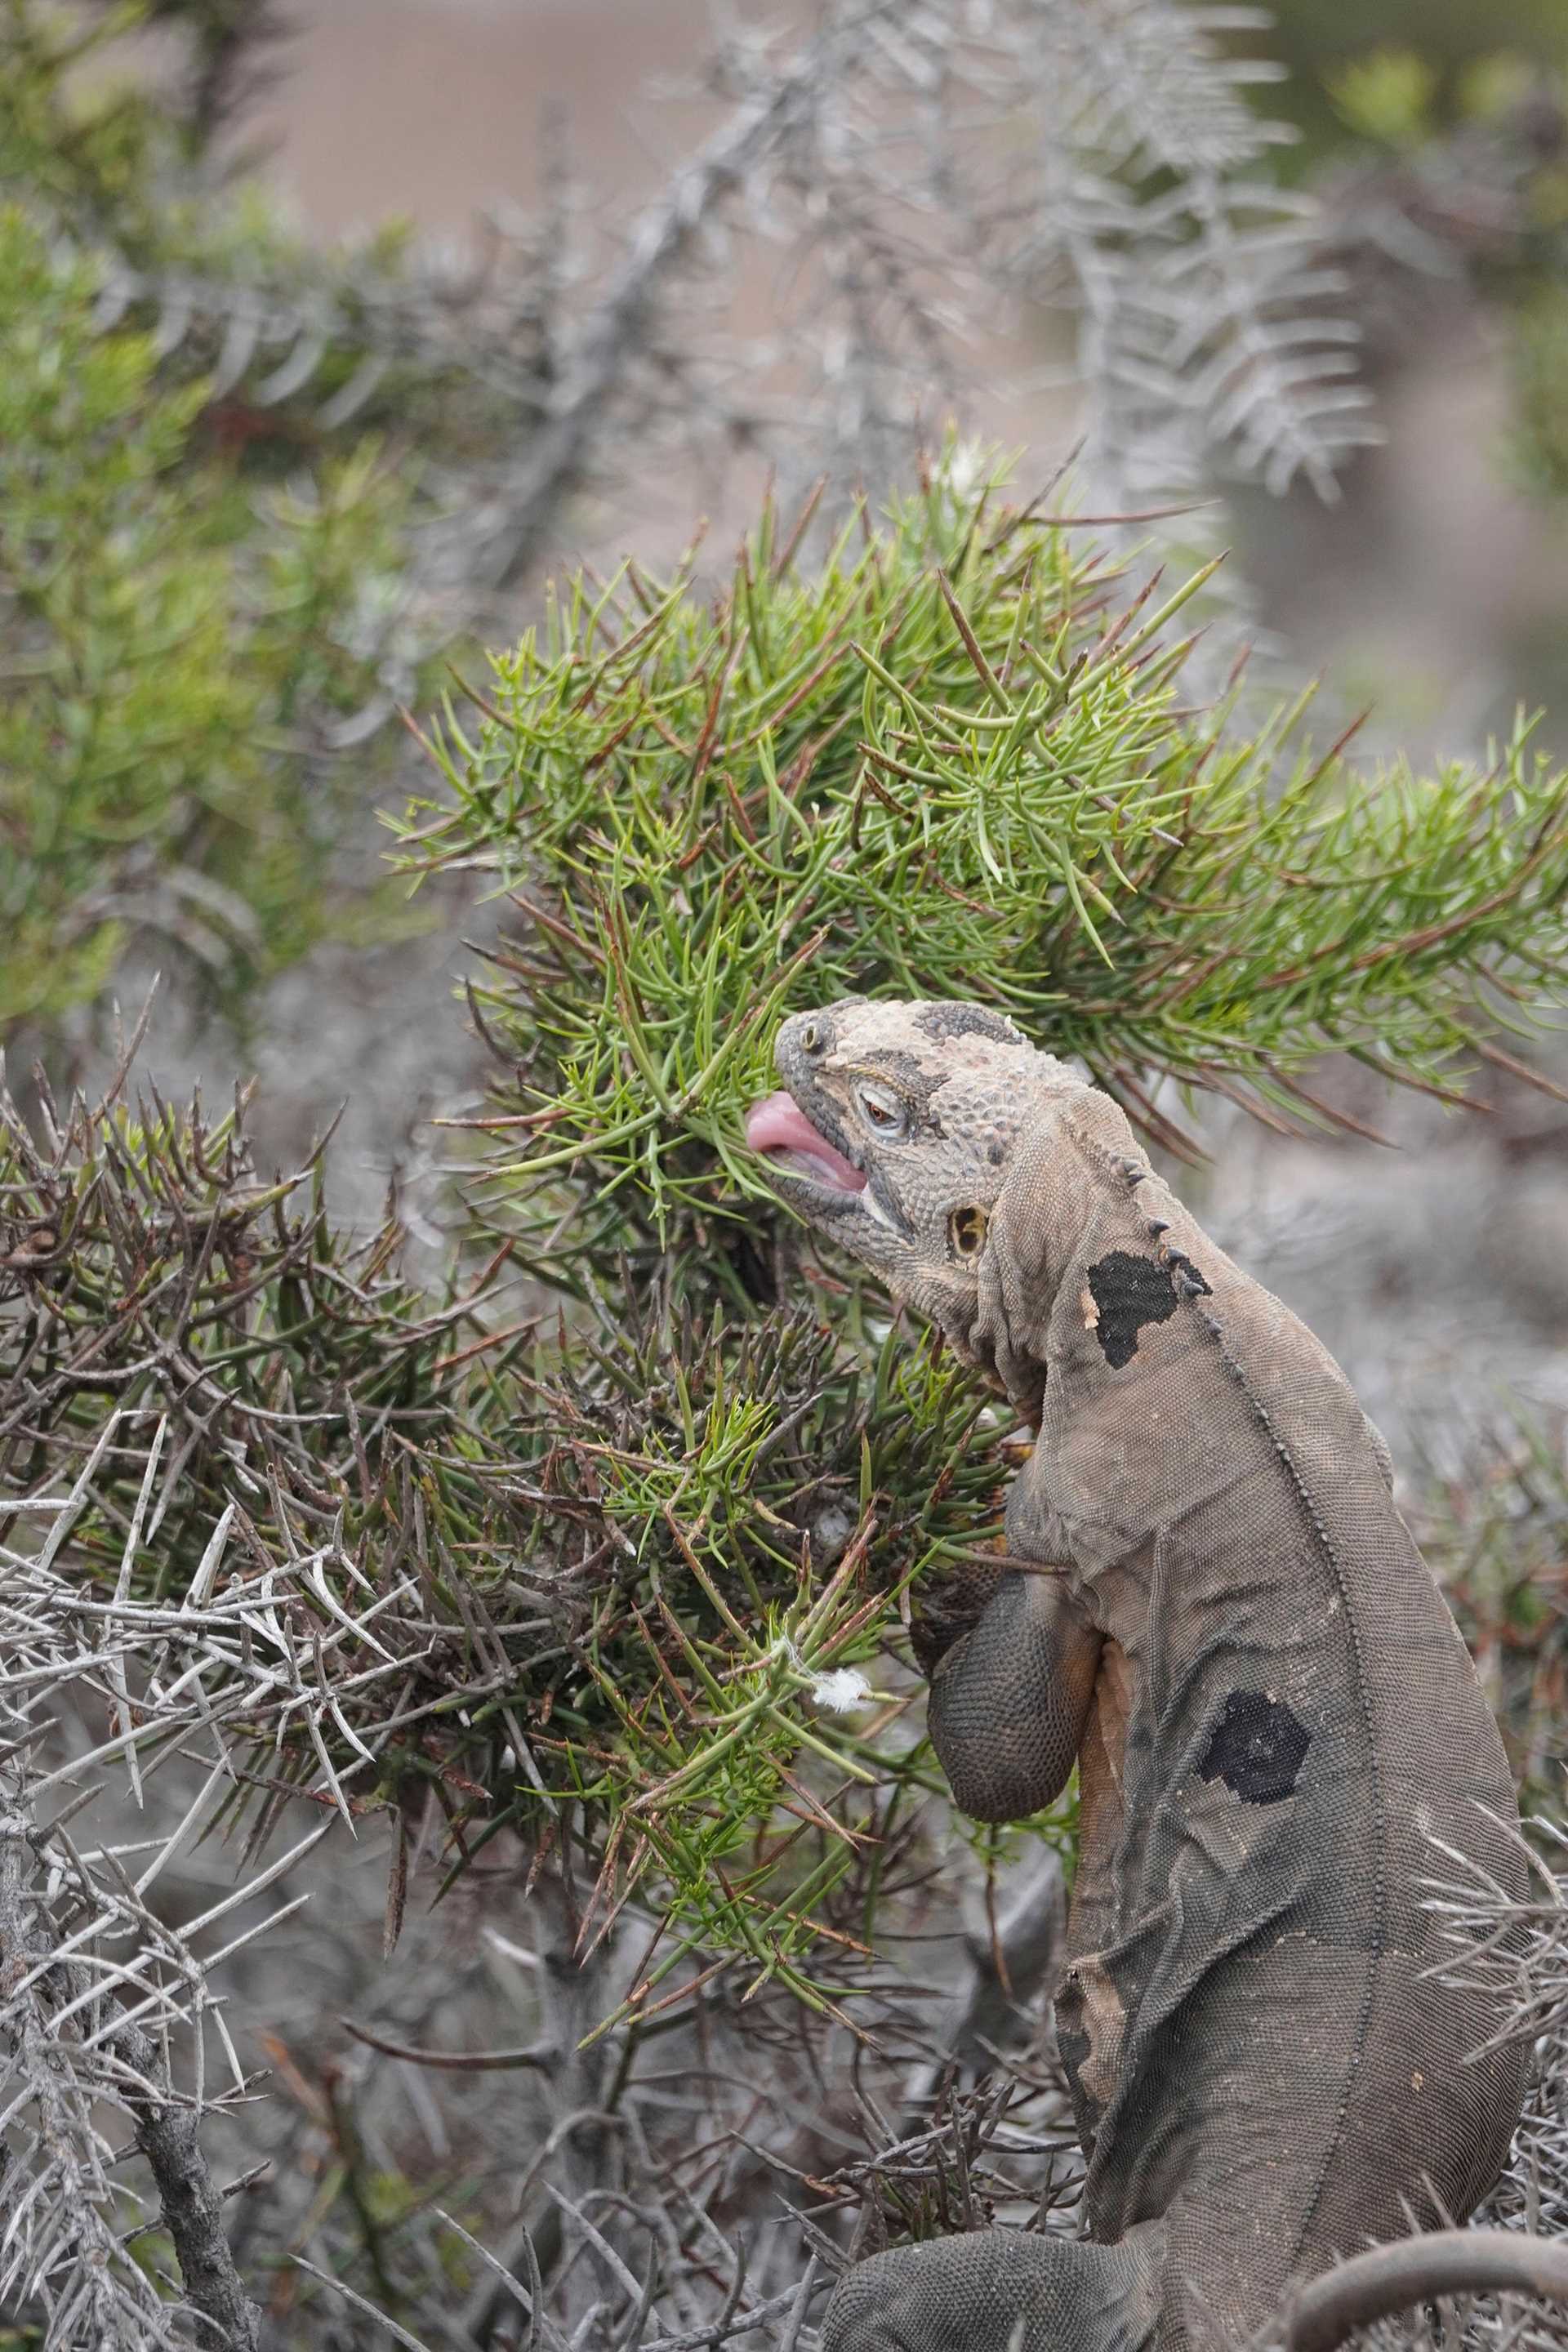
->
[745,998,1527,2352]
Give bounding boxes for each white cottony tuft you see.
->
[943,437,991,500]
[808,1668,872,1714]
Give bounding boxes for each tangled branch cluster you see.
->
[0,1054,1076,2345]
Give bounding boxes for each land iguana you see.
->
[745,996,1535,2352]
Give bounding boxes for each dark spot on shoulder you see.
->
[915,1004,1022,1046]
[1199,1690,1312,1805]
[987,1141,1005,1165]
[1085,1251,1179,1368]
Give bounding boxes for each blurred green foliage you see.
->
[1511,288,1568,500]
[1264,0,1568,155]
[1253,0,1568,510]
[0,2,479,1058]
[0,207,416,1038]
[1325,47,1443,149]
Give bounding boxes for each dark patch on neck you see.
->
[1085,1251,1179,1369]
[1199,1690,1312,1804]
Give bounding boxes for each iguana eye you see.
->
[800,1019,823,1054]
[853,1081,906,1138]
[949,1205,988,1259]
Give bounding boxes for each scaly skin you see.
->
[746,998,1527,2352]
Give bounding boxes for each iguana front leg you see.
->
[924,1570,1102,1824]
[825,1575,1125,2352]
[823,2218,1164,2352]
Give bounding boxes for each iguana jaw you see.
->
[744,1091,867,1199]
[743,1089,906,1239]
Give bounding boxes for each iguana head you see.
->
[746,996,1074,1365]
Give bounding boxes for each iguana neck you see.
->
[972,1095,1153,1422]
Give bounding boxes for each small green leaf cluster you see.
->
[394,453,1568,1282]
[0,205,416,1041]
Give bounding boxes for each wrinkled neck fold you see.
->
[971,1096,1128,1419]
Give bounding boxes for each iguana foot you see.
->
[822,2225,1163,2352]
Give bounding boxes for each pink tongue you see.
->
[746,1092,866,1194]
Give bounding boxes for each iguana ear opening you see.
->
[948,1204,988,1259]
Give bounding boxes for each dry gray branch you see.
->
[31,0,1371,621]
[0,1763,264,2349]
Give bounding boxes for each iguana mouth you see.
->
[745,1091,867,1196]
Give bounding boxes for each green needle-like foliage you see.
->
[1,1071,1052,2003]
[394,452,1568,1294]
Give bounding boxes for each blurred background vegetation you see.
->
[14,0,1568,1094]
[7,3,1568,2347]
